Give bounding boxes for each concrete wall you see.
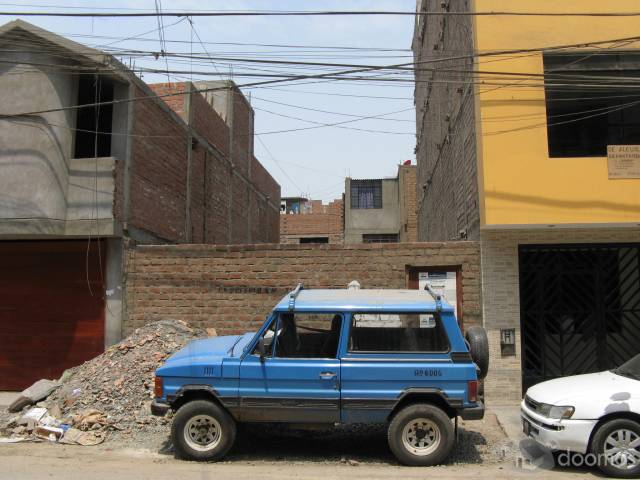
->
[344,178,400,243]
[474,0,640,226]
[481,226,640,404]
[124,241,481,336]
[0,29,121,237]
[412,0,480,242]
[0,24,130,358]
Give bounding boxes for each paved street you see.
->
[0,442,601,480]
[0,399,603,479]
[0,406,601,480]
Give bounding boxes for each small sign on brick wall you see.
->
[607,145,640,179]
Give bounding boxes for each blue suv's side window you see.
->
[273,312,342,358]
[348,312,450,353]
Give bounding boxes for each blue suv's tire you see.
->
[171,400,236,461]
[465,326,489,380]
[388,404,455,466]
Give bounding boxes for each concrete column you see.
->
[104,238,123,347]
[184,84,194,242]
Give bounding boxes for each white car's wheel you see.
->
[593,418,640,478]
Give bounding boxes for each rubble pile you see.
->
[1,319,207,445]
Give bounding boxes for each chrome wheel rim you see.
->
[183,415,222,452]
[604,429,640,470]
[401,417,441,456]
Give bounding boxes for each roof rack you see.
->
[423,283,442,312]
[288,283,304,311]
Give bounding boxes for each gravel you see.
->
[1,319,206,444]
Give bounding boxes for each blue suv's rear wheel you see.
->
[171,400,236,461]
[388,404,454,466]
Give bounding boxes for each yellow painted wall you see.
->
[473,0,640,225]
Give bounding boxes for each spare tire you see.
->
[465,326,489,380]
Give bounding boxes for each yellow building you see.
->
[413,0,640,402]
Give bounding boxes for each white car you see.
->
[521,354,640,478]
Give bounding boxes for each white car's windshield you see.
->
[612,353,640,381]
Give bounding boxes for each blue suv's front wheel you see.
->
[171,400,237,461]
[388,404,455,466]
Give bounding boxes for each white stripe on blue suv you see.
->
[153,285,488,465]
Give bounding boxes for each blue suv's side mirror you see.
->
[257,337,266,362]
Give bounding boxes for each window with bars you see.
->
[350,180,382,209]
[543,52,640,158]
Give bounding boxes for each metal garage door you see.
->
[0,240,105,390]
[519,243,640,392]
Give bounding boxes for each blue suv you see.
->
[152,285,488,466]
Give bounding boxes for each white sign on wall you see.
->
[419,271,458,317]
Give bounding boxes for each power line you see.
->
[251,96,414,122]
[483,98,640,136]
[8,55,640,89]
[185,16,226,80]
[253,105,414,136]
[3,34,640,120]
[153,0,170,83]
[55,31,411,52]
[5,10,640,17]
[256,136,304,195]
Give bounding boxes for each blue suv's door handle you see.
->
[319,371,337,380]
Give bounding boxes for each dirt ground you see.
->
[0,413,603,479]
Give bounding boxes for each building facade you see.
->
[0,20,280,389]
[344,164,418,243]
[280,197,344,244]
[413,0,640,402]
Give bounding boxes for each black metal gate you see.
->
[519,243,640,392]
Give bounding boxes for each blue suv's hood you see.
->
[156,333,255,377]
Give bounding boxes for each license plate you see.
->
[523,418,531,436]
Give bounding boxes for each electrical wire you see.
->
[6,10,640,17]
[253,105,413,136]
[256,136,304,195]
[251,96,414,122]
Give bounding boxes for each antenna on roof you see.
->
[288,283,303,311]
[423,283,442,312]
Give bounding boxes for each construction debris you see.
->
[7,379,60,413]
[1,319,206,445]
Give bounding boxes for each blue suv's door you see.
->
[238,312,342,423]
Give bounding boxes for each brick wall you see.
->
[481,227,640,404]
[128,86,190,242]
[412,0,480,242]
[280,198,344,243]
[124,241,481,337]
[399,165,418,242]
[122,82,280,244]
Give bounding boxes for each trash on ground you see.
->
[7,379,60,413]
[0,319,206,446]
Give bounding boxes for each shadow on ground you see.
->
[158,424,490,465]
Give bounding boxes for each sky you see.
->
[1,0,417,202]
